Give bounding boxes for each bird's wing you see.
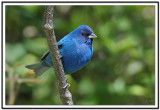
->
[58,42,63,49]
[57,34,71,46]
[40,43,64,61]
[40,50,50,61]
[41,34,71,61]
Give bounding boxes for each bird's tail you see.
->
[25,62,50,76]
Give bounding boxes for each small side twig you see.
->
[6,64,41,105]
[43,6,73,105]
[6,64,15,105]
[5,77,40,83]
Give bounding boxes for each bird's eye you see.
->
[81,33,85,36]
[81,33,90,36]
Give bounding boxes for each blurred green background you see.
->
[5,5,155,105]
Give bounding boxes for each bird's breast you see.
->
[61,42,93,74]
[43,40,93,74]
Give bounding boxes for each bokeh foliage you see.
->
[5,5,155,105]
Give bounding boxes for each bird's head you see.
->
[71,25,97,42]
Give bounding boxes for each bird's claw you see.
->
[58,51,62,59]
[67,83,70,87]
[63,83,70,89]
[62,79,70,89]
[59,54,62,59]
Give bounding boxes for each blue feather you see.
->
[26,25,97,75]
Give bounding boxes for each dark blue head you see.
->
[70,25,97,43]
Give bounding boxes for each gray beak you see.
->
[88,33,97,39]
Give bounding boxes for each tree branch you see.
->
[6,64,15,105]
[6,63,41,105]
[43,6,73,105]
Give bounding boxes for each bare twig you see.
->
[6,64,41,105]
[43,6,73,105]
[6,64,15,105]
[8,71,15,105]
[5,77,40,83]
[14,83,21,101]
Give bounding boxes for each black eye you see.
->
[81,33,85,36]
[81,33,90,36]
[86,34,90,36]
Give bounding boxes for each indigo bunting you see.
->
[26,25,97,75]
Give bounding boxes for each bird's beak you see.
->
[88,33,97,39]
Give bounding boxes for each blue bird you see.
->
[26,25,97,76]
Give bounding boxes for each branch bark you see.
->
[6,64,15,105]
[43,6,73,105]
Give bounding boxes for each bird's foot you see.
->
[66,79,70,87]
[59,54,62,59]
[58,51,62,59]
[62,79,70,89]
[63,83,70,89]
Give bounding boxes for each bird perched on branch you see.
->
[26,25,97,76]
